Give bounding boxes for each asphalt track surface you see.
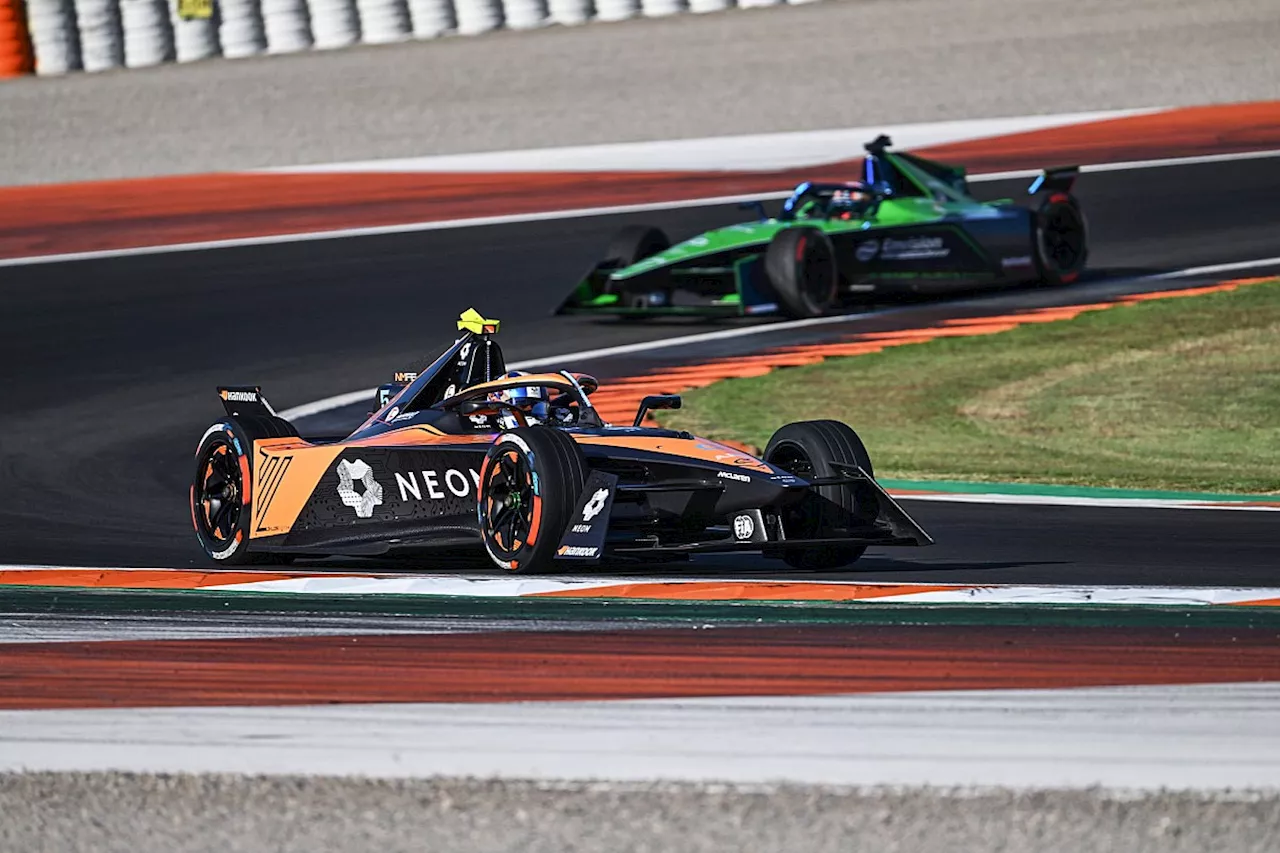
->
[2,158,1279,582]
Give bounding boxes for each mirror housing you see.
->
[634,394,682,427]
[737,200,768,221]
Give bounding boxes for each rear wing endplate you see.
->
[217,386,277,418]
[1028,166,1080,195]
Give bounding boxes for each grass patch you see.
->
[659,281,1280,493]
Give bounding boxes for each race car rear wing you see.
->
[217,386,278,418]
[1028,166,1080,195]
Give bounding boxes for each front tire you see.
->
[763,420,877,570]
[1034,193,1088,285]
[606,225,670,266]
[478,427,588,573]
[763,227,838,318]
[191,416,298,565]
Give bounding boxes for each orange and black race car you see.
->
[191,309,933,572]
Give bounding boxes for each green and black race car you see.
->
[557,135,1088,319]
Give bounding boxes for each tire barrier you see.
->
[591,0,634,21]
[261,0,310,52]
[26,0,80,73]
[545,0,585,25]
[217,0,265,56]
[406,0,450,37]
[121,0,173,66]
[453,0,500,35]
[0,0,35,76]
[640,0,681,16]
[8,0,775,77]
[73,0,124,71]
[354,0,409,43]
[307,0,358,48]
[169,0,219,61]
[500,0,544,30]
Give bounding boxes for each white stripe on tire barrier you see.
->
[736,0,779,8]
[218,0,267,57]
[500,0,546,29]
[687,0,730,12]
[307,0,360,47]
[27,0,82,74]
[407,0,453,36]
[545,0,588,24]
[453,0,502,33]
[354,0,411,43]
[121,0,175,67]
[74,0,125,71]
[168,0,219,61]
[261,0,313,53]
[593,0,637,22]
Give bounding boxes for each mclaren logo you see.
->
[336,459,384,519]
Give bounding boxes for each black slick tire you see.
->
[763,419,876,570]
[191,415,299,565]
[478,426,588,573]
[1033,193,1088,285]
[606,225,670,265]
[763,227,838,318]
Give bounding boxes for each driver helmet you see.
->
[489,371,549,428]
[830,187,871,220]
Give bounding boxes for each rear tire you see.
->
[763,420,877,570]
[763,227,838,318]
[1034,193,1088,285]
[191,415,299,566]
[478,427,588,573]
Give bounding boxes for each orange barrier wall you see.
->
[0,0,33,77]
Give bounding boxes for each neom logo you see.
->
[395,469,481,501]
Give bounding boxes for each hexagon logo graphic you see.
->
[336,458,383,519]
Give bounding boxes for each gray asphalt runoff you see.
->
[2,773,1277,853]
[1,0,1279,184]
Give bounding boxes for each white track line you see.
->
[4,148,1279,270]
[0,191,794,270]
[897,493,1280,511]
[279,254,1280,422]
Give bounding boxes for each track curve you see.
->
[2,158,1279,579]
